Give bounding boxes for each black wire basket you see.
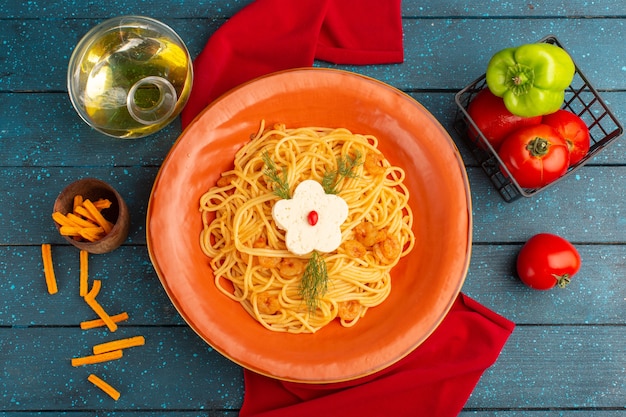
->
[454,35,623,202]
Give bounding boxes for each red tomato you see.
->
[542,109,590,166]
[467,88,542,150]
[498,124,570,188]
[517,233,581,290]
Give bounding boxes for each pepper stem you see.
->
[506,63,535,95]
[526,137,550,157]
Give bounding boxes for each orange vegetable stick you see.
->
[55,197,113,244]
[83,280,117,331]
[86,279,102,299]
[79,250,89,297]
[41,244,58,294]
[84,298,117,332]
[67,212,98,228]
[80,312,129,330]
[93,336,145,355]
[73,194,84,211]
[84,291,117,332]
[83,199,112,234]
[52,211,77,228]
[93,198,112,210]
[78,227,105,242]
[74,205,98,223]
[71,350,123,367]
[59,226,83,236]
[59,226,103,240]
[87,374,121,401]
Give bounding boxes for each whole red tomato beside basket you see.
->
[517,233,581,290]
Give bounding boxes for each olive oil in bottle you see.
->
[68,17,192,138]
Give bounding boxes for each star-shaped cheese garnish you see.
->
[272,180,349,256]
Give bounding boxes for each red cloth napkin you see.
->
[239,294,514,417]
[184,1,515,415]
[181,0,404,128]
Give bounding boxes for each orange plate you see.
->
[147,68,472,383]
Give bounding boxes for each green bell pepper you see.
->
[485,43,575,118]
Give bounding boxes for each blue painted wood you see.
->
[3,412,626,417]
[467,165,626,243]
[0,245,184,327]
[4,413,625,417]
[0,0,252,19]
[2,165,626,245]
[460,413,626,417]
[320,18,626,91]
[0,167,156,245]
[1,0,625,19]
[1,327,244,411]
[0,414,239,417]
[2,326,623,410]
[1,18,625,91]
[469,326,626,409]
[1,92,624,168]
[2,244,623,327]
[0,94,181,167]
[1,0,625,415]
[463,245,626,325]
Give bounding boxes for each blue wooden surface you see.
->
[1,0,625,415]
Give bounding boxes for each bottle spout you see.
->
[126,76,177,126]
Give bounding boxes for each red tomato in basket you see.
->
[517,233,581,290]
[498,124,570,189]
[467,88,542,150]
[542,109,590,166]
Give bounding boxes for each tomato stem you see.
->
[553,273,571,288]
[526,137,550,157]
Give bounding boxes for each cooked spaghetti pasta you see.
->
[200,123,415,333]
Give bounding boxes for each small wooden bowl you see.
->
[53,178,130,254]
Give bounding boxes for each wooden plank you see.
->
[2,166,626,245]
[4,410,625,416]
[0,245,184,327]
[462,245,626,325]
[0,413,239,417]
[1,1,622,416]
[0,0,252,19]
[0,93,180,167]
[2,18,625,91]
[2,326,623,411]
[459,413,626,416]
[402,0,626,17]
[2,244,623,327]
[467,325,626,409]
[0,18,219,91]
[1,0,625,18]
[324,18,626,91]
[1,413,239,417]
[1,92,624,167]
[467,165,626,243]
[0,167,157,245]
[1,410,625,416]
[0,327,244,411]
